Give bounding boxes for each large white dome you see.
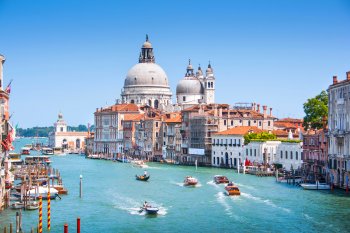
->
[176,77,204,95]
[124,63,169,87]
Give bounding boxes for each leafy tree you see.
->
[244,132,276,144]
[303,90,328,130]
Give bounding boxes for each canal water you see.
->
[1,138,350,233]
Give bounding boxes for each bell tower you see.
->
[204,62,215,104]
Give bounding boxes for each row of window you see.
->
[280,151,300,160]
[213,138,241,145]
[222,120,271,127]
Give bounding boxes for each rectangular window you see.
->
[224,120,227,126]
[290,151,293,160]
[250,149,252,156]
[268,121,271,126]
[285,151,288,159]
[156,122,159,127]
[246,149,248,156]
[280,151,283,159]
[296,152,298,160]
[231,120,233,126]
[254,149,256,157]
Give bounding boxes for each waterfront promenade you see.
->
[1,139,350,232]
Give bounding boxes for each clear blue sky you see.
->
[1,0,349,128]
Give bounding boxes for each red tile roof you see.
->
[214,126,264,136]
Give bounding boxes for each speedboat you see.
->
[184,176,198,186]
[225,182,240,196]
[27,186,59,199]
[140,203,159,215]
[214,175,229,184]
[135,175,150,181]
[300,181,330,190]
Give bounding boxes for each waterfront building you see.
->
[94,103,140,158]
[180,103,276,166]
[211,126,262,168]
[48,113,88,152]
[0,54,13,211]
[162,112,182,162]
[122,113,144,157]
[176,61,215,109]
[121,35,172,110]
[274,117,304,133]
[327,72,350,188]
[302,128,328,182]
[84,132,94,156]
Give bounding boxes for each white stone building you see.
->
[121,35,172,110]
[176,60,215,110]
[211,126,303,171]
[327,72,350,187]
[48,113,88,151]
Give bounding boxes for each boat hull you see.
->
[145,207,159,215]
[300,183,330,190]
[136,175,150,181]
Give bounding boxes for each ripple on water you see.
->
[215,192,241,221]
[241,192,291,213]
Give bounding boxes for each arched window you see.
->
[154,99,159,109]
[148,99,152,106]
[130,99,135,104]
[76,139,81,149]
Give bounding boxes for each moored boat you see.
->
[26,201,39,210]
[10,202,24,209]
[135,175,150,181]
[214,175,229,184]
[300,181,330,190]
[225,182,240,196]
[184,176,198,186]
[21,147,31,155]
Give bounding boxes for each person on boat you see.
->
[144,170,148,177]
[143,201,149,208]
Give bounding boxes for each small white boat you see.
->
[27,186,59,199]
[11,202,24,209]
[26,201,39,210]
[300,181,330,190]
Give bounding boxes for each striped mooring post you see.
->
[39,196,43,233]
[47,189,51,231]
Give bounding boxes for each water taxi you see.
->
[41,147,54,155]
[184,176,198,186]
[225,182,240,196]
[21,147,31,155]
[214,175,229,184]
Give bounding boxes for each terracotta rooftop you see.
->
[276,118,303,123]
[165,113,182,123]
[123,114,144,121]
[214,126,264,136]
[96,103,139,113]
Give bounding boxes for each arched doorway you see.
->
[62,139,68,150]
[76,139,81,149]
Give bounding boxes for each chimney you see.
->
[257,104,260,113]
[347,71,350,81]
[214,104,218,116]
[269,107,272,117]
[333,75,338,84]
[0,54,5,90]
[263,105,267,118]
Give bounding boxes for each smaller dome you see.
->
[176,77,204,95]
[143,41,152,48]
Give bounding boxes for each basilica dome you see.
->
[124,63,169,87]
[176,77,204,95]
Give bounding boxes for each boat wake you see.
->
[234,182,256,190]
[215,192,240,220]
[112,195,167,216]
[240,192,291,213]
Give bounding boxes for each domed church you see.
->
[176,60,215,109]
[121,35,172,109]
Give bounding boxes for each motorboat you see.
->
[184,176,198,186]
[41,147,54,155]
[10,202,24,209]
[300,181,330,190]
[131,160,149,168]
[26,201,39,210]
[21,147,31,155]
[140,203,159,215]
[225,182,240,196]
[214,175,229,184]
[135,175,150,181]
[27,186,59,199]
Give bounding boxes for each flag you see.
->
[4,79,12,94]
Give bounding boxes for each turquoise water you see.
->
[1,138,350,233]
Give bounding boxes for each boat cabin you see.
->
[21,147,31,155]
[25,156,51,165]
[42,147,54,155]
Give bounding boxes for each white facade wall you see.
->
[275,142,303,171]
[211,135,244,168]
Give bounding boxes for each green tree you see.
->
[303,90,328,130]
